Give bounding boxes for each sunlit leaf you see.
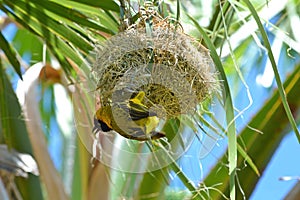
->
[0,31,22,79]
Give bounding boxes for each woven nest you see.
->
[92,17,218,118]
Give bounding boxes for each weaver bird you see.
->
[94,91,165,141]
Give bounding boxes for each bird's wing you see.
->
[128,99,151,120]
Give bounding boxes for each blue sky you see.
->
[251,132,300,199]
[169,23,300,198]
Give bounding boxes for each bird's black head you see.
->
[93,117,112,132]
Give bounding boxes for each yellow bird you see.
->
[94,91,165,141]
